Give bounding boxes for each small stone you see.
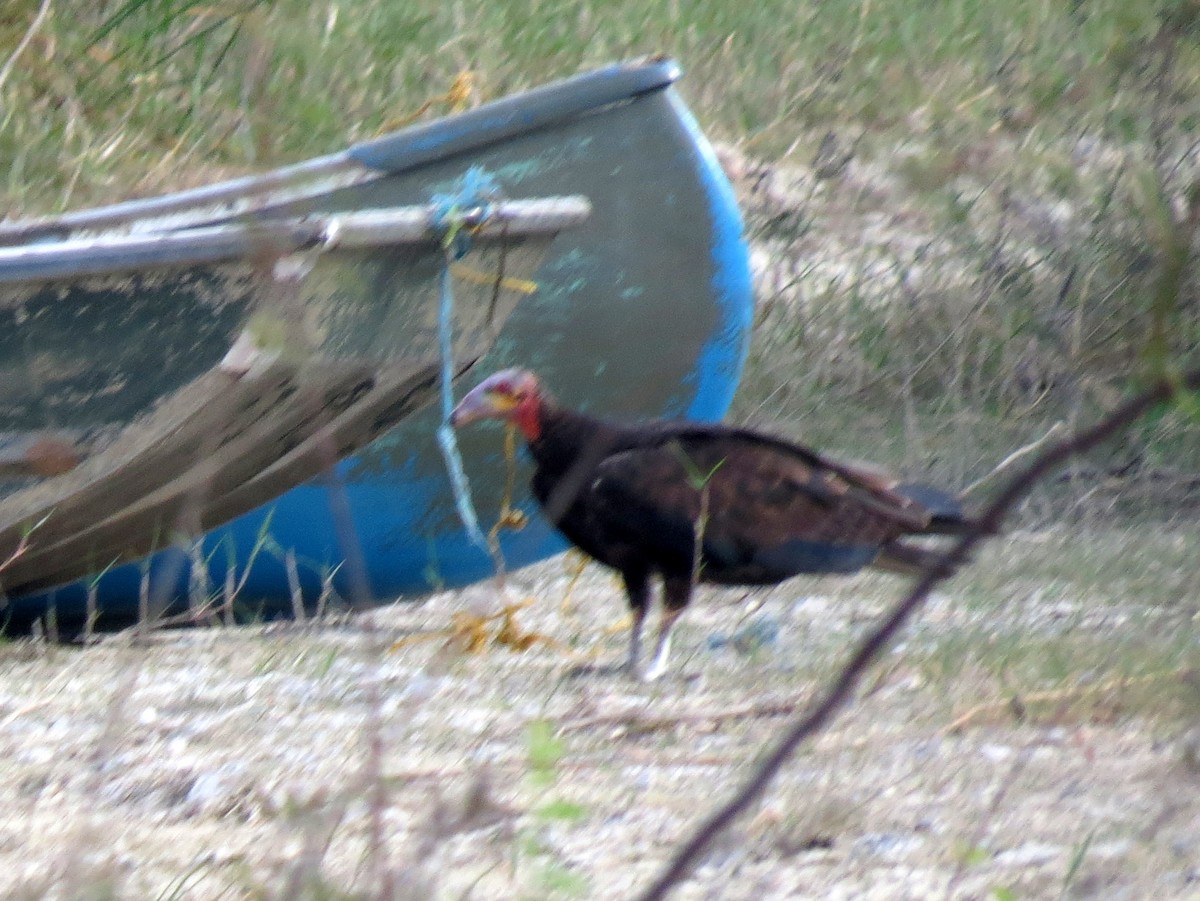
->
[1178,727,1200,773]
[981,743,1013,762]
[185,762,249,815]
[1172,838,1197,860]
[707,617,780,655]
[732,617,780,653]
[996,842,1062,867]
[1089,839,1133,860]
[852,832,924,860]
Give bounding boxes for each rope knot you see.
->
[430,166,503,260]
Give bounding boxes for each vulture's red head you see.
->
[450,368,546,440]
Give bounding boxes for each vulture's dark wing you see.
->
[584,425,943,583]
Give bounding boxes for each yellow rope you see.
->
[389,597,576,657]
[379,69,476,132]
[559,549,589,615]
[489,423,528,548]
[449,262,539,295]
[445,70,475,111]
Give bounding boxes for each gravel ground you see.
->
[2,148,1198,900]
[0,533,1197,900]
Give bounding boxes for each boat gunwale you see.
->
[0,58,677,246]
[0,196,591,285]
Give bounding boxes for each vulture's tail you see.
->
[896,482,992,536]
[875,483,995,577]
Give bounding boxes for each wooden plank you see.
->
[0,356,453,593]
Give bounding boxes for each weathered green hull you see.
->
[0,58,753,632]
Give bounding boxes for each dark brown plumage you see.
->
[452,368,976,680]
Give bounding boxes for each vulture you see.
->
[451,369,976,680]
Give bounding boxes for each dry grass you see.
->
[0,536,1196,899]
[6,0,1200,483]
[730,124,1200,500]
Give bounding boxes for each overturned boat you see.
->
[0,57,753,633]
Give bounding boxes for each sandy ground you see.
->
[0,536,1197,900]
[2,146,1198,900]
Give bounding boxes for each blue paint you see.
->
[756,540,880,576]
[665,91,754,423]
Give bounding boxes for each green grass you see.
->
[3,0,1199,212]
[6,3,1199,481]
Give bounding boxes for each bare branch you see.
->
[635,364,1200,901]
[558,697,798,735]
[961,420,1069,499]
[944,668,1186,734]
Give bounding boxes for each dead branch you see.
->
[383,750,748,785]
[635,364,1200,901]
[944,668,1187,734]
[962,420,1069,499]
[558,697,800,735]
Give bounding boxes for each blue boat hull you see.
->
[4,60,753,631]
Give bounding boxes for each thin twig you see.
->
[944,742,1036,899]
[0,534,32,573]
[962,421,1069,499]
[285,548,306,623]
[382,750,761,784]
[943,668,1184,734]
[362,663,393,900]
[558,698,800,735]
[635,364,1200,901]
